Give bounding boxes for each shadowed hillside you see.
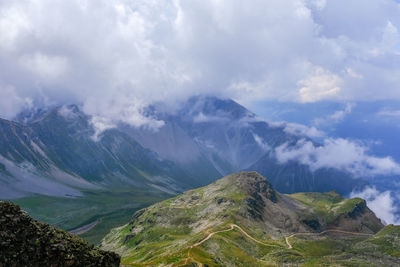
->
[0,201,120,267]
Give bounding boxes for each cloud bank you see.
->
[0,0,400,126]
[276,138,400,177]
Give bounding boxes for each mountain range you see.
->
[0,96,368,243]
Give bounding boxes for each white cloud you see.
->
[285,122,326,138]
[330,103,354,121]
[270,121,325,139]
[276,138,400,177]
[298,66,343,103]
[252,133,271,151]
[90,116,116,142]
[20,53,69,80]
[0,4,31,51]
[85,94,165,139]
[0,0,400,121]
[313,103,354,126]
[350,186,400,225]
[0,85,32,119]
[369,21,400,56]
[58,106,75,119]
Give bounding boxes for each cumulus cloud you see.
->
[85,94,165,139]
[90,116,117,142]
[313,103,355,126]
[58,105,79,120]
[275,138,400,177]
[19,53,69,80]
[269,121,325,139]
[298,66,343,103]
[0,0,400,125]
[350,187,400,225]
[329,103,354,121]
[284,122,326,139]
[0,85,32,118]
[252,133,271,151]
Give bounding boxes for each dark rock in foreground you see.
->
[0,201,120,267]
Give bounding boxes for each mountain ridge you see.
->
[0,97,367,199]
[0,96,369,244]
[102,171,394,266]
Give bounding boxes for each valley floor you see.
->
[11,187,171,244]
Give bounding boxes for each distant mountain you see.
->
[0,96,366,200]
[0,201,120,266]
[254,100,400,214]
[0,104,213,199]
[0,96,369,243]
[102,172,399,266]
[126,96,366,195]
[0,104,217,243]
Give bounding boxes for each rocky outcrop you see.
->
[0,201,120,267]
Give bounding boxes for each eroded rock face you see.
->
[233,171,278,203]
[0,201,120,267]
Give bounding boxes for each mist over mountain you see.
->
[3,95,400,232]
[0,96,371,200]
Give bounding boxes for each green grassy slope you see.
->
[13,187,171,244]
[101,172,397,266]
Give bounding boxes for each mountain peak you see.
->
[14,104,86,125]
[182,95,255,121]
[218,171,278,203]
[102,172,385,266]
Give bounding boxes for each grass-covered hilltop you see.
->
[102,172,400,266]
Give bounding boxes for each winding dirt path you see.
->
[231,224,281,248]
[184,226,234,265]
[285,229,373,249]
[133,224,374,265]
[184,223,280,265]
[191,225,235,247]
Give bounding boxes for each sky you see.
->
[1,0,400,224]
[0,0,400,125]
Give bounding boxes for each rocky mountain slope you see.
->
[102,172,400,266]
[132,96,366,195]
[0,104,217,244]
[0,105,203,199]
[0,96,365,200]
[0,201,120,267]
[0,96,367,244]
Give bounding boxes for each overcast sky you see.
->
[0,0,400,125]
